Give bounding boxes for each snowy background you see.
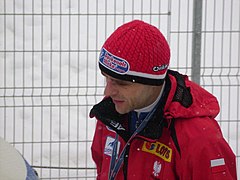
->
[0,0,239,179]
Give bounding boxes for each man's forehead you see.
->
[101,71,121,80]
[101,72,132,84]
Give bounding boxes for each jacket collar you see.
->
[89,73,172,141]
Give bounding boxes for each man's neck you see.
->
[135,81,165,116]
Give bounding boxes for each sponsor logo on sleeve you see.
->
[210,158,226,173]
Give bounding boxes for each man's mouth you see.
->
[112,99,124,105]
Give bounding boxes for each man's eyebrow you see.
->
[101,72,133,85]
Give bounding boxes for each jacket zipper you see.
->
[123,143,130,180]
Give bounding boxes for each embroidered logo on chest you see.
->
[153,161,162,177]
[142,141,172,162]
[104,136,120,157]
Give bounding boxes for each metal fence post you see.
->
[191,0,203,84]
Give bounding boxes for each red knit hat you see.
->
[99,20,170,86]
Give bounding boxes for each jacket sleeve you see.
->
[177,136,237,180]
[91,120,104,180]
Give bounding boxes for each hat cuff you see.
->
[99,63,165,86]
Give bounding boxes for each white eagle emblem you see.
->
[153,161,162,177]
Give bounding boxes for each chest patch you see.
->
[104,136,120,157]
[142,141,172,162]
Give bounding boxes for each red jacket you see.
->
[90,70,237,180]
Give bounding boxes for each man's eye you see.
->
[116,81,131,86]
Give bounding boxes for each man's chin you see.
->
[115,107,129,115]
[115,109,126,114]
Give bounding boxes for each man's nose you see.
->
[104,79,118,97]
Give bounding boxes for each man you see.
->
[89,20,237,180]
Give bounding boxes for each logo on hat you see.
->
[152,64,168,72]
[99,48,130,75]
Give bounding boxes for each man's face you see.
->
[102,72,162,114]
